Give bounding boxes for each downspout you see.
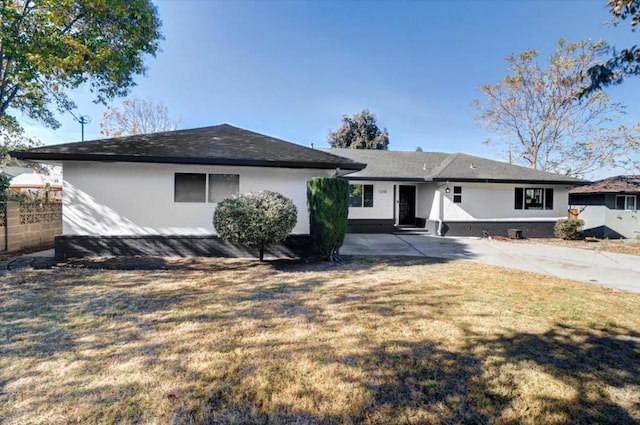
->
[437,188,445,236]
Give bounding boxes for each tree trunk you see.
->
[259,246,264,262]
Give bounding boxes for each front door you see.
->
[398,185,416,225]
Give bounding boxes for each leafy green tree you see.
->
[583,0,640,94]
[473,39,640,177]
[0,173,10,202]
[307,177,349,261]
[0,0,163,136]
[328,109,389,150]
[100,98,181,138]
[0,116,42,166]
[213,191,298,261]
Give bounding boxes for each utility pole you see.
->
[78,115,92,141]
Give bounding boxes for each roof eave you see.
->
[431,177,588,185]
[9,151,366,171]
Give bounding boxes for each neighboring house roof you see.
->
[569,175,640,195]
[325,149,586,184]
[9,173,62,190]
[10,124,366,171]
[0,166,34,178]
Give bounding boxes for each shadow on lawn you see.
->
[1,261,638,424]
[181,324,640,424]
[58,255,452,274]
[476,324,640,424]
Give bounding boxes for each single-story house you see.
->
[569,175,639,239]
[324,148,586,237]
[11,124,365,258]
[12,124,588,257]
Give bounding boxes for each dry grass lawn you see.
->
[515,238,640,257]
[1,257,639,424]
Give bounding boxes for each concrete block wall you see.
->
[0,201,62,253]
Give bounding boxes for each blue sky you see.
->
[20,0,640,177]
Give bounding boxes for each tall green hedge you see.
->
[307,177,350,261]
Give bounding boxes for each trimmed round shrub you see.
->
[554,218,585,240]
[213,190,297,261]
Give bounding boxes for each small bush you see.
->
[307,177,350,261]
[213,191,297,261]
[554,218,585,240]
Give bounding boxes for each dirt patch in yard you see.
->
[508,237,640,256]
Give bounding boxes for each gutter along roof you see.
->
[11,124,367,171]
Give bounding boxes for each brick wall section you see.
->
[0,201,62,253]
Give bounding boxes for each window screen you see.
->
[175,173,206,202]
[208,174,239,203]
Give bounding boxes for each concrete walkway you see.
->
[341,234,640,293]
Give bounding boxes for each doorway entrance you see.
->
[398,185,416,225]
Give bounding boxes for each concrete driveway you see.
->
[340,234,640,293]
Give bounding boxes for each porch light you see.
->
[445,187,451,194]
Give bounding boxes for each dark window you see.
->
[515,187,554,210]
[175,173,240,203]
[545,188,554,210]
[616,195,637,210]
[350,184,374,208]
[363,185,374,207]
[208,174,239,203]
[175,173,206,202]
[515,187,524,209]
[525,188,543,209]
[453,186,462,203]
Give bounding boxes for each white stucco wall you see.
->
[576,205,640,238]
[62,162,333,236]
[346,181,437,224]
[344,180,573,225]
[416,183,437,220]
[440,182,570,221]
[347,180,395,220]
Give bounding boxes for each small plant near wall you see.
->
[213,191,297,261]
[554,218,585,240]
[307,177,350,261]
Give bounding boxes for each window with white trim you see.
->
[174,173,239,203]
[349,184,374,208]
[514,187,554,210]
[616,195,637,210]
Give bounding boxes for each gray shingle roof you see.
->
[11,124,366,171]
[324,149,586,184]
